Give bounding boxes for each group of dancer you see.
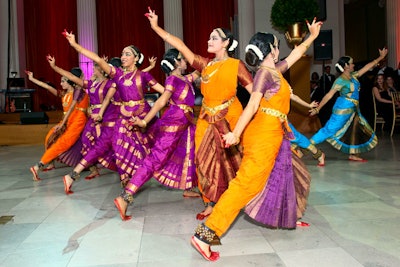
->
[26,6,388,261]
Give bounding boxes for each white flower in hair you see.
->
[245,44,264,60]
[138,53,144,64]
[335,63,344,72]
[161,60,175,71]
[229,39,238,52]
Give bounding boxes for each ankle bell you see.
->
[37,162,45,171]
[69,171,80,181]
[312,149,323,160]
[120,190,134,204]
[194,223,221,246]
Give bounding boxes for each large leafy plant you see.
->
[271,0,320,32]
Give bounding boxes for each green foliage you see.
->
[271,0,319,32]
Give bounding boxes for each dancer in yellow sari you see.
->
[190,19,323,261]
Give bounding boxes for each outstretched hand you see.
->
[306,17,323,38]
[46,54,56,68]
[145,6,159,28]
[378,47,388,59]
[25,70,33,80]
[148,56,157,68]
[62,29,76,46]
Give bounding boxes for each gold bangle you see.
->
[300,43,310,49]
[141,119,147,127]
[373,59,379,66]
[314,108,319,114]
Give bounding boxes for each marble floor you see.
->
[0,132,399,267]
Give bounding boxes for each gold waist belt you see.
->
[75,107,87,113]
[260,107,287,121]
[113,99,145,107]
[202,96,235,115]
[174,104,193,113]
[345,97,359,105]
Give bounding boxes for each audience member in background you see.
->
[372,74,395,132]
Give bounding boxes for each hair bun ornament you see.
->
[245,44,264,61]
[138,53,144,64]
[228,39,238,52]
[335,63,344,72]
[161,59,175,72]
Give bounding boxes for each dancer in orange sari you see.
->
[190,19,322,261]
[146,8,253,219]
[29,66,89,181]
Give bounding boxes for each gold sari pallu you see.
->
[195,96,242,203]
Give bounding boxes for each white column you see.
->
[77,0,97,79]
[386,0,400,69]
[163,0,183,51]
[237,0,255,60]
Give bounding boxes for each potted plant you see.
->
[270,0,320,33]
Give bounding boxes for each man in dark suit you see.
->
[318,65,337,126]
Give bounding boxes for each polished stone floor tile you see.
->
[1,134,400,266]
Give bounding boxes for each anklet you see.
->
[70,171,80,181]
[194,223,221,245]
[120,190,134,204]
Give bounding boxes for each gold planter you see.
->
[285,22,306,48]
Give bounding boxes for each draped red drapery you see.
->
[23,0,234,111]
[24,0,78,111]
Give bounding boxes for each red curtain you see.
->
[23,0,235,111]
[24,0,78,111]
[182,0,235,58]
[96,0,165,87]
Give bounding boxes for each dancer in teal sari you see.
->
[309,48,387,161]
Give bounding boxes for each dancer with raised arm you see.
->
[62,30,164,193]
[190,19,322,261]
[309,49,387,161]
[146,7,253,220]
[28,64,89,181]
[114,48,200,220]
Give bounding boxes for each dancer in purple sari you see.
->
[113,49,200,220]
[62,31,164,194]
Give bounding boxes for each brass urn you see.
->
[285,22,306,48]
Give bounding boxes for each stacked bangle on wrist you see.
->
[141,120,147,127]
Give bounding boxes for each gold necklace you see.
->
[201,58,228,84]
[123,69,137,86]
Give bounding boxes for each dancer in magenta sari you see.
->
[62,31,164,193]
[48,57,119,182]
[113,49,199,220]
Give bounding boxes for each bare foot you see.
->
[85,170,100,180]
[191,236,219,261]
[114,196,131,221]
[349,155,367,162]
[183,190,201,198]
[196,205,213,220]
[62,174,74,194]
[317,152,325,166]
[30,165,41,181]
